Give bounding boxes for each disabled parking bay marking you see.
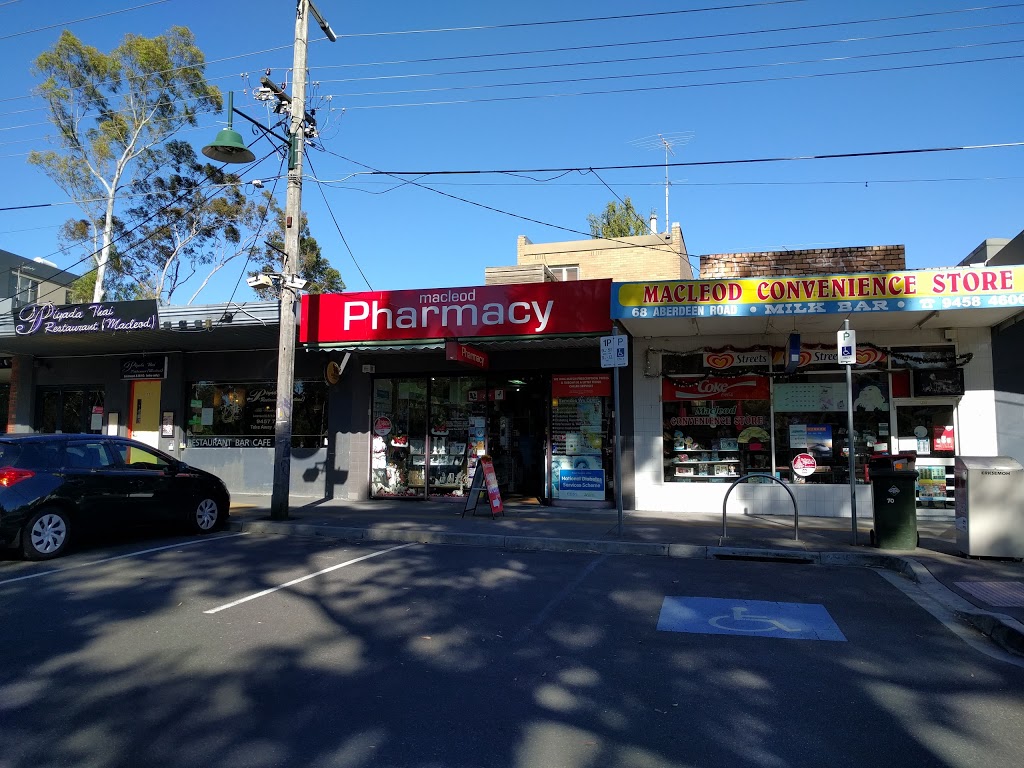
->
[657,596,846,641]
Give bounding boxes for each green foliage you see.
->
[587,198,654,238]
[28,27,220,301]
[122,140,253,304]
[57,218,143,302]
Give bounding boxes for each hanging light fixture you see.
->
[202,92,256,164]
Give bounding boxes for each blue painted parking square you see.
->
[657,596,846,641]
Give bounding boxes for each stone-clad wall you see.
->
[700,245,906,279]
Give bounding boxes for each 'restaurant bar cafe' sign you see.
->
[14,300,159,336]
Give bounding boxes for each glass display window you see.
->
[426,376,486,499]
[772,371,890,484]
[551,373,613,501]
[37,387,105,434]
[186,380,326,449]
[662,376,770,483]
[371,378,428,498]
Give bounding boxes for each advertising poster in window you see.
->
[806,424,833,459]
[933,425,955,452]
[551,388,607,500]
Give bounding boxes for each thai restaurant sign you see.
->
[13,300,159,336]
[301,280,612,343]
[612,267,1024,319]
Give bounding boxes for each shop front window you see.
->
[371,378,428,498]
[662,375,771,482]
[427,376,486,499]
[551,374,613,501]
[185,380,326,449]
[772,372,890,484]
[37,387,105,434]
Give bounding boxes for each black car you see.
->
[0,435,230,560]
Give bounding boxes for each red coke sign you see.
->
[662,375,770,402]
[300,280,612,344]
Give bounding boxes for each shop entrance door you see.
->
[894,400,957,514]
[488,374,547,502]
[129,380,161,449]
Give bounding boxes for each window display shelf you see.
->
[673,459,740,465]
[674,448,739,453]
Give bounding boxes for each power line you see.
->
[331,140,1024,177]
[306,4,1024,72]
[329,40,1024,98]
[312,20,1024,85]
[305,153,372,290]
[319,147,715,261]
[224,155,286,309]
[1,4,1019,129]
[334,1,809,38]
[2,3,1019,117]
[339,52,1024,109]
[305,175,1024,188]
[0,0,171,42]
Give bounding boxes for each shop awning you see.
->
[615,304,1024,339]
[612,268,1024,339]
[303,335,602,354]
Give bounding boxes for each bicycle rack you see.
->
[721,473,799,541]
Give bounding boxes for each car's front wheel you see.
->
[189,497,221,534]
[22,507,71,560]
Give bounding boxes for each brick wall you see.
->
[515,223,691,282]
[700,244,906,279]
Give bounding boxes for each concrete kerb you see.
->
[227,518,1024,656]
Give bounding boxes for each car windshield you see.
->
[0,441,60,470]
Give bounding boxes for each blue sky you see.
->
[1,0,1022,304]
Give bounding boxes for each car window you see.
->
[0,441,61,470]
[64,442,114,470]
[114,443,171,470]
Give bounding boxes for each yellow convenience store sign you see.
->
[612,267,1024,319]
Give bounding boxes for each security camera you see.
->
[246,273,275,289]
[283,275,308,291]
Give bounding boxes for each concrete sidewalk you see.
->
[226,493,1024,656]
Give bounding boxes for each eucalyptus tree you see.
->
[29,27,220,301]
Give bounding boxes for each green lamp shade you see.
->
[202,128,256,164]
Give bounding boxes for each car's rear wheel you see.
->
[190,497,221,534]
[22,507,71,560]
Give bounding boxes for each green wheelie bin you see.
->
[869,456,920,549]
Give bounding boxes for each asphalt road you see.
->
[1,531,1023,768]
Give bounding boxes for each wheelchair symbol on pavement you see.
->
[656,596,847,641]
[708,606,802,633]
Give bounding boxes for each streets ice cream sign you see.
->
[300,280,612,344]
[14,300,158,336]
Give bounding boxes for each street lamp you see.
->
[203,0,337,520]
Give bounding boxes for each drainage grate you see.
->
[953,581,1024,607]
[714,554,813,565]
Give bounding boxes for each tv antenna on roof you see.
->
[629,131,694,233]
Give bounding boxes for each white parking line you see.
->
[0,533,248,587]
[204,542,418,615]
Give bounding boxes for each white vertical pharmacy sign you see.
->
[601,334,628,368]
[837,328,857,365]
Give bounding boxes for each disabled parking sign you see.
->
[657,596,846,641]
